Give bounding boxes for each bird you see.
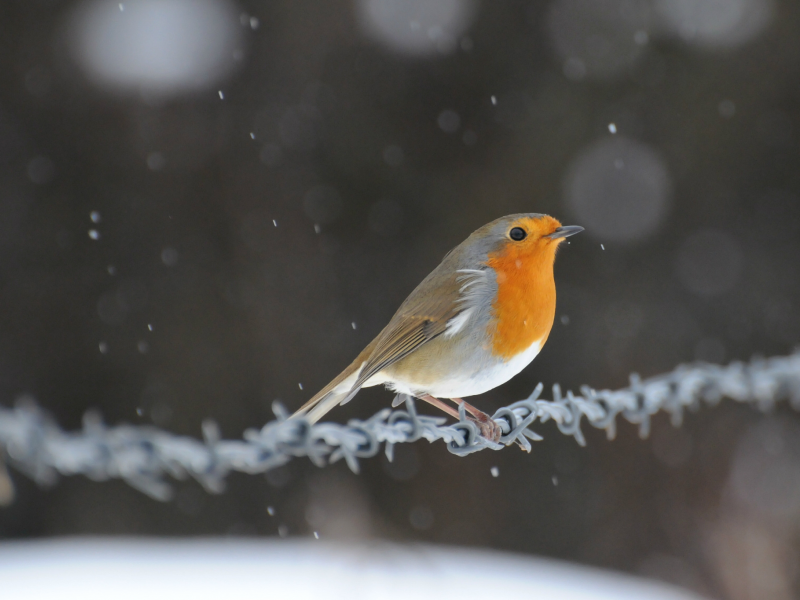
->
[293,213,583,441]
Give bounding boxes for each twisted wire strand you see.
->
[0,351,798,501]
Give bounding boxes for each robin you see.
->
[293,213,582,441]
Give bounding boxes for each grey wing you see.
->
[352,315,455,391]
[294,272,463,424]
[353,267,492,388]
[296,263,491,423]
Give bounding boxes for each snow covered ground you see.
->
[0,538,705,600]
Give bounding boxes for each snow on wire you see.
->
[0,351,799,501]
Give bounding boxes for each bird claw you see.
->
[470,414,502,443]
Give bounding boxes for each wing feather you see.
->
[353,268,491,387]
[294,263,493,422]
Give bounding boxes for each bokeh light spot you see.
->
[564,136,671,242]
[161,247,178,267]
[654,0,774,49]
[66,0,242,97]
[355,0,479,57]
[547,0,652,81]
[718,99,736,118]
[382,145,404,167]
[146,152,166,171]
[437,109,461,133]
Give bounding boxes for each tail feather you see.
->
[304,387,361,423]
[292,339,377,423]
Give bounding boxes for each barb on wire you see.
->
[0,352,799,501]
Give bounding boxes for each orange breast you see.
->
[485,242,557,360]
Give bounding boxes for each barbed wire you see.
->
[0,351,799,502]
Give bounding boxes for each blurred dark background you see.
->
[1,0,799,598]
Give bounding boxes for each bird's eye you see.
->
[509,227,527,241]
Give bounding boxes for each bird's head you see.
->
[498,214,583,251]
[459,213,583,267]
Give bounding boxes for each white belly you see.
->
[366,338,544,399]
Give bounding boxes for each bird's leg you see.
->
[416,394,461,420]
[449,398,502,442]
[454,398,529,451]
[449,397,486,419]
[416,395,501,442]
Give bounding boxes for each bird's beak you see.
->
[546,225,584,239]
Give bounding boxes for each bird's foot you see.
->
[416,394,501,443]
[470,413,502,443]
[452,399,501,443]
